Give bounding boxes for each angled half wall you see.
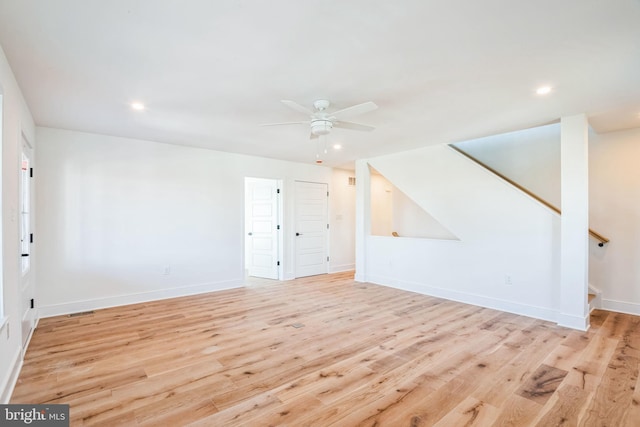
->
[358,143,563,324]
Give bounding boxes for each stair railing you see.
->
[448,144,609,247]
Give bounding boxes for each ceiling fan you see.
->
[261,99,378,139]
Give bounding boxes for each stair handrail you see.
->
[448,144,609,247]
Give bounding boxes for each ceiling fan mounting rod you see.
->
[313,99,330,111]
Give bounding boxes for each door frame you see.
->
[19,132,36,350]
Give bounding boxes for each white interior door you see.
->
[20,137,35,347]
[245,178,280,279]
[295,181,328,278]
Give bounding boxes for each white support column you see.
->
[354,160,371,282]
[558,114,590,330]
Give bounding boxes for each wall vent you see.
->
[68,310,95,317]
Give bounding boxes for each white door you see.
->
[245,178,280,279]
[295,181,328,278]
[20,138,35,347]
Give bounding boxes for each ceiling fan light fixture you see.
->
[311,119,333,136]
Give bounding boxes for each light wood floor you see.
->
[11,272,640,426]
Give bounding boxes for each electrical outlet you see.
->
[505,275,512,286]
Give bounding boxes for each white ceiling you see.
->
[0,1,638,168]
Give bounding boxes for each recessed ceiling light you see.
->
[536,86,552,95]
[131,102,145,110]
[333,144,342,150]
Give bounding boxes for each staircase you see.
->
[449,144,608,321]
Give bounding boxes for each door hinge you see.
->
[327,191,329,197]
[277,225,280,230]
[30,168,33,178]
[30,233,34,243]
[277,188,280,194]
[277,261,280,266]
[327,224,329,229]
[30,298,34,309]
[327,256,330,262]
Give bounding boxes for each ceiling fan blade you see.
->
[260,121,309,127]
[331,101,378,120]
[333,121,375,132]
[281,100,314,116]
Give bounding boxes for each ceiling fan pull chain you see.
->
[315,139,323,164]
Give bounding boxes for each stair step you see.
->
[588,293,596,303]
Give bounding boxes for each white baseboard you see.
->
[1,348,22,404]
[39,279,244,318]
[602,299,640,316]
[557,312,590,331]
[588,284,602,311]
[22,316,39,359]
[329,263,355,273]
[365,274,563,327]
[588,283,602,295]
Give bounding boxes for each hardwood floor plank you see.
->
[490,395,543,427]
[433,397,500,426]
[321,373,435,426]
[472,330,565,408]
[532,384,590,426]
[516,363,569,405]
[580,316,640,426]
[563,334,618,393]
[134,395,218,427]
[187,388,285,427]
[543,344,585,372]
[12,366,147,404]
[10,271,640,426]
[621,372,640,426]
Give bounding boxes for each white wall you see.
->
[590,127,640,315]
[0,45,36,403]
[35,127,346,316]
[370,171,393,236]
[359,143,562,323]
[329,169,356,272]
[392,188,458,240]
